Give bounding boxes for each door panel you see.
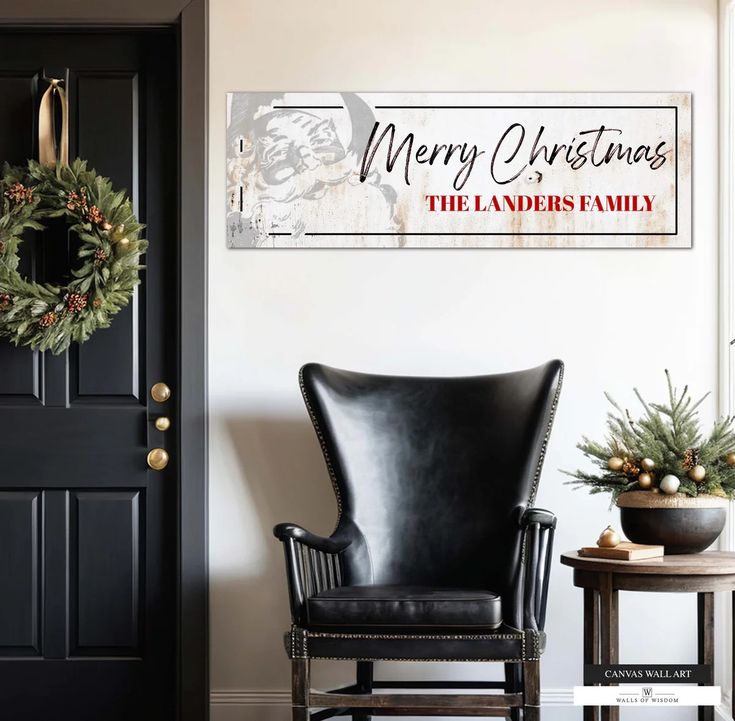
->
[76,68,141,402]
[71,491,142,654]
[0,492,41,656]
[0,29,177,721]
[0,348,39,401]
[0,70,39,402]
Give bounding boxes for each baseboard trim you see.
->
[210,688,574,707]
[540,688,573,706]
[211,690,290,706]
[211,688,732,718]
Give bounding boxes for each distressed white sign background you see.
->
[226,92,691,248]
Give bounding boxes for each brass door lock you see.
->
[147,448,169,471]
[150,382,171,403]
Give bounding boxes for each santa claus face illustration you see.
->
[227,93,398,247]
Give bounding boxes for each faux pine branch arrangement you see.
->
[564,371,735,501]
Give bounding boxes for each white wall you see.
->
[208,1,719,719]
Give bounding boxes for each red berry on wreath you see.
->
[38,311,57,328]
[0,292,11,309]
[65,292,88,313]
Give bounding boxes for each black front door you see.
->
[0,29,178,721]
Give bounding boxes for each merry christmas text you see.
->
[360,122,669,191]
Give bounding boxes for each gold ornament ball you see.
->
[608,456,624,472]
[638,472,653,490]
[688,464,706,483]
[641,458,655,472]
[597,525,621,548]
[727,452,735,467]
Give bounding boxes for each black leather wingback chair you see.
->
[274,361,563,720]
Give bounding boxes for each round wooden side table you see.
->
[561,551,735,721]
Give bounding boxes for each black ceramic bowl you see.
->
[619,506,726,554]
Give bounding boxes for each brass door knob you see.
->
[147,447,169,470]
[151,382,171,403]
[155,416,171,432]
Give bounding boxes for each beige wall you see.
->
[208,1,719,719]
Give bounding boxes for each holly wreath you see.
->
[0,158,146,354]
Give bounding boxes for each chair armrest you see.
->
[273,523,350,625]
[520,507,557,531]
[520,507,557,632]
[273,523,350,554]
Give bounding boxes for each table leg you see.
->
[599,574,619,721]
[697,592,714,721]
[584,588,600,721]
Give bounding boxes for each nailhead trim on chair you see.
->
[299,368,344,531]
[519,362,564,610]
[528,362,564,506]
[290,626,308,659]
[307,631,524,641]
[524,629,541,661]
[287,627,542,662]
[309,655,527,662]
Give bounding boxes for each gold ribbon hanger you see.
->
[38,77,69,168]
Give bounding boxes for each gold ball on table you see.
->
[597,525,621,548]
[638,472,653,489]
[727,452,735,467]
[688,464,706,483]
[641,458,655,472]
[608,456,624,472]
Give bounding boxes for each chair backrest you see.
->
[300,361,563,622]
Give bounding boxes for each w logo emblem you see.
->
[642,688,653,698]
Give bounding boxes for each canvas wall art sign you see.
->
[225,92,691,248]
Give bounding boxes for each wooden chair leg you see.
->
[292,658,310,721]
[505,662,522,721]
[353,661,373,720]
[523,659,540,721]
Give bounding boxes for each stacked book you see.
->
[578,542,664,561]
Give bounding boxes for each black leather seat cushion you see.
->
[306,585,502,630]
